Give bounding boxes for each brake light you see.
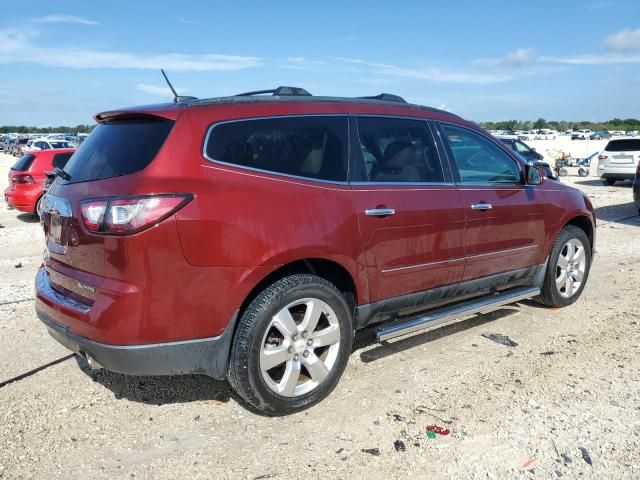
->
[12,174,35,184]
[598,154,608,160]
[80,194,192,235]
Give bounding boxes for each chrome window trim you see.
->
[202,114,350,186]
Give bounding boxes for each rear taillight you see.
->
[80,194,192,235]
[12,174,35,184]
[598,154,608,161]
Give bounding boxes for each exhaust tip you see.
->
[84,353,104,370]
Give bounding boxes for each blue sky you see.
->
[1,0,639,125]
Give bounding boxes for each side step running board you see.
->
[376,286,540,342]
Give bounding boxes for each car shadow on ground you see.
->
[76,356,234,407]
[355,306,521,363]
[16,213,40,223]
[593,201,639,226]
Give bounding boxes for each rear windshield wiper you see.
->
[54,167,72,181]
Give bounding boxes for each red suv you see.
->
[36,88,595,414]
[5,149,76,214]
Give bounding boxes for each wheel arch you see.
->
[565,215,594,252]
[238,258,359,320]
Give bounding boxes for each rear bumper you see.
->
[37,304,237,380]
[35,267,237,379]
[598,164,636,180]
[4,185,40,213]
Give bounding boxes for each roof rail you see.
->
[358,93,406,103]
[236,86,312,97]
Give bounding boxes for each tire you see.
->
[536,225,591,308]
[602,178,617,186]
[578,168,588,177]
[228,274,353,415]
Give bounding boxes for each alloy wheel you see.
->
[556,238,586,298]
[260,298,341,397]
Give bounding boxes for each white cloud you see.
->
[473,48,539,67]
[178,16,197,24]
[604,27,640,51]
[32,15,99,26]
[541,53,640,65]
[136,83,186,97]
[0,27,262,71]
[329,56,512,84]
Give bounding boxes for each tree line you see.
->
[480,118,640,132]
[0,125,95,134]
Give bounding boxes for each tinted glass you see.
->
[62,118,174,183]
[356,117,444,183]
[206,116,347,182]
[52,152,73,170]
[606,139,640,152]
[11,154,36,171]
[49,141,70,149]
[515,141,532,154]
[442,124,521,185]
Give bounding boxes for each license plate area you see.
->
[611,155,633,164]
[41,194,73,255]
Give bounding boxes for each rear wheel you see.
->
[603,178,617,186]
[536,225,591,308]
[228,274,353,415]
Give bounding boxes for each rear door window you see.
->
[355,116,445,183]
[52,152,73,170]
[606,140,640,152]
[205,116,348,182]
[11,154,36,171]
[62,118,174,183]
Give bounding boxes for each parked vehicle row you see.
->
[31,87,595,414]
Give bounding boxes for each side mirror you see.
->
[531,147,536,152]
[526,164,545,185]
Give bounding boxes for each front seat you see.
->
[374,140,420,182]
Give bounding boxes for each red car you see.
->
[36,88,595,414]
[5,149,76,214]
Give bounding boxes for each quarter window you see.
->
[356,117,444,183]
[205,116,348,182]
[442,125,521,185]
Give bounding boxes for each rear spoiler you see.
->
[94,103,182,123]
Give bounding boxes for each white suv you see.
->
[597,139,640,185]
[571,129,592,140]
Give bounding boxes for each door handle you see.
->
[365,208,396,217]
[470,203,492,210]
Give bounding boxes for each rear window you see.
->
[11,154,36,171]
[205,116,348,182]
[61,118,174,183]
[605,139,640,152]
[49,141,70,149]
[52,152,73,170]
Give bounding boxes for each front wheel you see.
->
[228,274,353,415]
[536,225,591,308]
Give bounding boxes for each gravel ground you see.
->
[0,149,639,479]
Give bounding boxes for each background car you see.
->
[597,138,640,185]
[10,137,29,156]
[572,129,592,140]
[23,137,72,152]
[590,131,611,140]
[4,148,75,214]
[497,136,558,179]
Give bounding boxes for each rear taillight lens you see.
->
[598,154,608,161]
[12,174,35,184]
[80,194,192,235]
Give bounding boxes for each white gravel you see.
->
[0,150,639,479]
